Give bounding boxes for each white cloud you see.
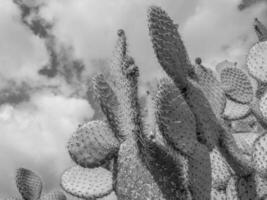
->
[182,0,267,68]
[0,92,93,194]
[0,0,48,85]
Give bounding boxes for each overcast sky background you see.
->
[0,0,266,197]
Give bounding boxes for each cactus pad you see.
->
[247,41,267,82]
[147,6,192,89]
[255,173,267,198]
[188,142,212,200]
[210,189,227,200]
[223,99,250,120]
[61,166,113,199]
[15,168,43,200]
[252,133,267,177]
[40,191,66,200]
[154,78,197,156]
[92,74,121,139]
[210,147,233,190]
[67,120,119,168]
[194,65,226,119]
[220,67,253,104]
[185,80,222,149]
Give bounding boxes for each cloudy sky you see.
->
[0,0,266,197]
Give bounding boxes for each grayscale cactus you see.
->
[56,4,267,200]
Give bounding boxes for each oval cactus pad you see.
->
[61,166,113,199]
[67,120,119,168]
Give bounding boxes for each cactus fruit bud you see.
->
[15,168,43,200]
[220,67,254,104]
[61,166,113,199]
[247,41,267,83]
[67,120,119,168]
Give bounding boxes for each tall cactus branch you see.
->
[147,5,253,176]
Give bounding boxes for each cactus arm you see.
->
[92,74,122,140]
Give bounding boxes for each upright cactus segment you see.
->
[61,166,113,199]
[254,18,267,42]
[188,142,212,200]
[147,6,193,90]
[16,168,43,200]
[111,30,190,200]
[247,41,267,83]
[107,30,140,142]
[92,74,121,140]
[220,67,254,104]
[153,78,197,156]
